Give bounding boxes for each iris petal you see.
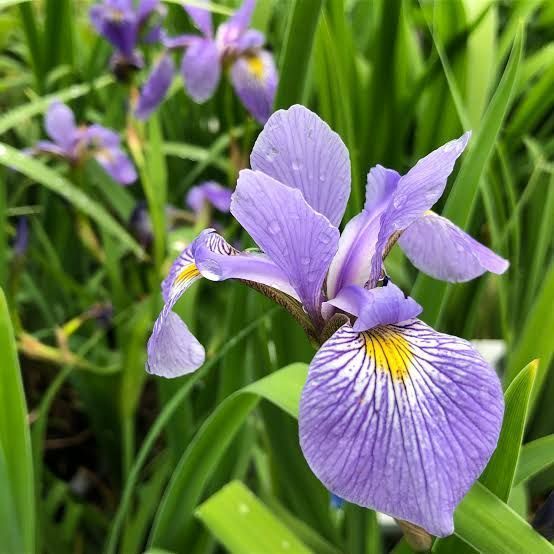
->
[399,211,509,282]
[181,38,221,102]
[135,54,173,120]
[368,133,470,287]
[230,50,277,124]
[231,169,339,321]
[299,320,503,536]
[184,1,213,38]
[250,104,350,227]
[45,102,78,153]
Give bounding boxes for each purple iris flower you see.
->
[90,0,165,78]
[186,181,232,214]
[135,0,277,123]
[32,101,137,186]
[12,217,29,257]
[146,105,507,536]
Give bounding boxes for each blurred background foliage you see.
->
[0,0,553,552]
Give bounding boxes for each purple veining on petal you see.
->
[231,169,339,322]
[399,211,509,282]
[250,104,350,226]
[299,320,503,536]
[367,133,471,288]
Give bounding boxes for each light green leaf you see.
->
[480,360,537,500]
[196,481,312,554]
[0,143,145,259]
[0,289,34,553]
[453,482,554,553]
[514,435,554,486]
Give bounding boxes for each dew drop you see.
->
[291,159,302,171]
[300,256,311,266]
[319,173,326,182]
[320,234,331,244]
[238,502,250,515]
[268,220,281,234]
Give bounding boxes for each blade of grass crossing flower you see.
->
[515,435,554,486]
[196,481,312,554]
[412,26,524,325]
[0,289,34,553]
[479,360,537,499]
[0,75,113,136]
[0,144,145,259]
[274,0,323,109]
[104,309,279,554]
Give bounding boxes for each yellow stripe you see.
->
[363,327,412,381]
[174,264,201,286]
[246,55,265,80]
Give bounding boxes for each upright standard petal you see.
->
[326,166,399,299]
[398,211,509,282]
[326,283,422,332]
[135,54,174,119]
[231,169,339,321]
[183,1,213,38]
[90,1,138,57]
[367,133,471,287]
[216,0,255,49]
[181,38,221,102]
[251,105,350,226]
[299,320,503,536]
[45,101,78,153]
[186,181,232,213]
[230,50,277,124]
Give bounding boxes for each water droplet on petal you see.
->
[319,173,326,182]
[320,234,331,244]
[300,256,310,266]
[292,159,302,171]
[268,220,281,234]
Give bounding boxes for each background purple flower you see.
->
[186,181,232,214]
[32,101,137,186]
[136,0,278,123]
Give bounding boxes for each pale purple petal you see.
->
[135,54,174,119]
[216,0,255,49]
[230,50,277,124]
[326,166,399,298]
[147,245,205,377]
[181,38,221,102]
[186,181,232,213]
[192,230,299,300]
[184,1,213,38]
[399,211,509,282]
[45,101,77,152]
[235,29,265,53]
[251,104,350,226]
[325,283,422,332]
[34,140,68,158]
[94,147,137,185]
[231,169,339,321]
[90,1,138,57]
[367,133,470,287]
[86,124,121,148]
[299,320,503,536]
